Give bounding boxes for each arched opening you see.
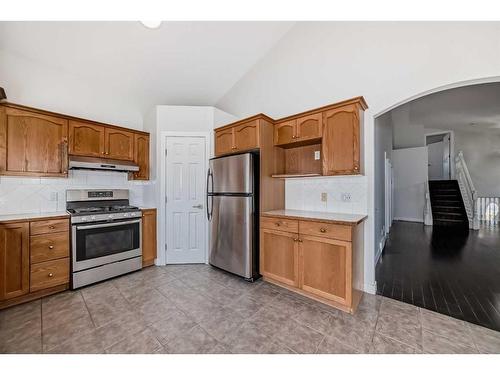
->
[373,78,500,332]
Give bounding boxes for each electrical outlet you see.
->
[321,192,328,202]
[341,192,352,202]
[314,150,321,160]
[49,192,58,201]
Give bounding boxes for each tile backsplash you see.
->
[285,175,368,214]
[0,170,148,215]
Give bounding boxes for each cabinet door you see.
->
[260,228,299,287]
[299,234,351,304]
[296,113,322,142]
[133,133,150,180]
[322,105,360,175]
[234,120,259,152]
[274,120,296,146]
[69,120,105,157]
[105,128,134,160]
[0,222,29,301]
[1,108,68,176]
[214,127,234,156]
[142,209,157,267]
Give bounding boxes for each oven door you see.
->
[72,219,142,272]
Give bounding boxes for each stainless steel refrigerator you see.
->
[207,153,259,281]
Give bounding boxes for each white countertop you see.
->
[262,209,367,225]
[0,211,70,222]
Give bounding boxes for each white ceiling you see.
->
[400,82,500,133]
[0,21,294,113]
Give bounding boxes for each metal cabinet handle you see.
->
[320,228,327,233]
[48,273,54,278]
[48,245,54,249]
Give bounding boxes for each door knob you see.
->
[192,204,203,209]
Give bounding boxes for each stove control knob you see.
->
[81,217,87,222]
[91,216,96,220]
[108,214,114,219]
[123,213,130,217]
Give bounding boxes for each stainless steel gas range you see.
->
[66,189,142,289]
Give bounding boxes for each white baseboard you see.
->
[394,217,424,223]
[364,282,377,295]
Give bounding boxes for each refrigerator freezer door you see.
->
[209,195,253,278]
[209,153,253,194]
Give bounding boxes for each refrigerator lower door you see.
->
[209,195,253,278]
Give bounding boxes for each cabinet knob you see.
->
[320,228,327,233]
[354,166,359,170]
[293,238,298,242]
[49,226,55,229]
[48,245,54,249]
[275,222,280,227]
[48,273,54,278]
[101,151,105,155]
[298,239,303,243]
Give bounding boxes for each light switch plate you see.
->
[314,151,321,160]
[341,192,352,202]
[321,192,327,202]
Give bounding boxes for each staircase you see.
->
[428,180,469,227]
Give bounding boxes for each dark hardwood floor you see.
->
[376,221,500,331]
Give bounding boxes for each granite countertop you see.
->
[0,211,70,223]
[262,209,367,225]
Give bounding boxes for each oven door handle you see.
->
[75,219,141,230]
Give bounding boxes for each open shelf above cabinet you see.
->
[271,173,322,179]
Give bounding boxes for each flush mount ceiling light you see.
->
[140,21,162,29]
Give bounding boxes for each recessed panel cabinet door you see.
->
[105,128,134,160]
[141,209,157,267]
[299,235,351,304]
[322,105,360,175]
[133,134,150,180]
[214,128,234,156]
[0,222,29,301]
[233,120,259,152]
[69,120,105,157]
[296,113,322,142]
[260,228,299,287]
[1,108,68,176]
[274,120,296,145]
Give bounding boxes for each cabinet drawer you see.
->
[30,218,69,235]
[30,232,70,264]
[299,220,352,241]
[30,258,69,292]
[261,216,298,233]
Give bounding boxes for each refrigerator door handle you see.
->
[206,168,213,220]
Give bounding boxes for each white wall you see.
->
[0,49,143,130]
[0,171,146,215]
[215,21,500,294]
[455,130,500,197]
[392,147,428,222]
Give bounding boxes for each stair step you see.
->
[433,218,469,225]
[433,205,462,211]
[434,211,465,216]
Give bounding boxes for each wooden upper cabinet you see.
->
[274,120,296,146]
[299,235,350,304]
[133,134,150,180]
[260,228,299,287]
[0,222,30,301]
[69,120,105,157]
[322,104,361,175]
[233,120,259,152]
[214,127,234,156]
[0,107,68,177]
[105,128,134,160]
[296,113,322,142]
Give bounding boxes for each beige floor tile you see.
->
[274,319,325,354]
[95,312,147,349]
[422,329,478,354]
[106,328,162,354]
[467,323,500,354]
[316,336,359,354]
[369,332,421,354]
[163,325,219,354]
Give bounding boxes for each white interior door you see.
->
[166,136,206,264]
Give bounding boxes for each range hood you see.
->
[69,155,139,172]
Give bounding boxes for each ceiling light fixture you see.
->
[140,21,162,29]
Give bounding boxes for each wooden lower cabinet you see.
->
[260,215,364,313]
[141,209,157,267]
[0,216,70,309]
[0,222,30,301]
[260,229,299,287]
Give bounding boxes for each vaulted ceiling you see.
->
[0,21,294,123]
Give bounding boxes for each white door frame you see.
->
[157,131,211,266]
[424,130,455,180]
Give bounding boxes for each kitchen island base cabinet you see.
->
[260,214,365,313]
